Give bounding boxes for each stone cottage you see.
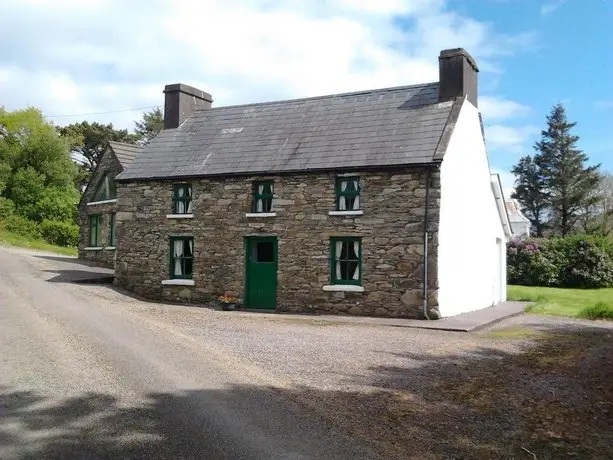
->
[78,141,142,267]
[113,48,511,319]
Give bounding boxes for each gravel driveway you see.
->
[2,246,612,459]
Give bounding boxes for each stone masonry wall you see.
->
[115,168,441,318]
[78,149,122,268]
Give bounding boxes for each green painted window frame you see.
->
[172,183,192,214]
[108,212,116,246]
[89,214,102,246]
[335,176,360,211]
[93,173,116,202]
[169,236,194,280]
[252,180,274,213]
[330,237,362,285]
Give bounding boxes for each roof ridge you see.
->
[194,82,439,113]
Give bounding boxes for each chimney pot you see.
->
[438,48,479,107]
[163,83,213,129]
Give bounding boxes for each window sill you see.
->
[105,246,116,250]
[245,212,277,218]
[161,279,195,286]
[166,214,194,219]
[323,285,364,292]
[87,199,117,206]
[328,210,363,216]
[84,247,103,251]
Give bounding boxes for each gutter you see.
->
[423,165,432,320]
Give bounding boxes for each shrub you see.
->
[578,302,613,320]
[507,235,613,288]
[40,219,79,247]
[3,214,41,238]
[506,238,558,286]
[0,197,15,218]
[549,236,613,289]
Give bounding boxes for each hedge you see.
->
[40,219,79,247]
[507,235,613,288]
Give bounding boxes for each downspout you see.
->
[423,166,432,320]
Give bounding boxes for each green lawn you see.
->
[0,229,77,256]
[508,285,613,319]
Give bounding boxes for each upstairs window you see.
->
[253,181,273,213]
[89,214,102,246]
[336,177,360,211]
[173,184,192,214]
[330,237,361,285]
[93,173,116,202]
[170,237,194,279]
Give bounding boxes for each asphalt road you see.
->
[0,247,378,460]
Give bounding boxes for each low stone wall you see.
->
[115,167,440,318]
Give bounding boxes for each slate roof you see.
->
[117,82,457,181]
[505,199,531,223]
[108,141,142,167]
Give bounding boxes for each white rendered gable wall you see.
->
[437,99,507,317]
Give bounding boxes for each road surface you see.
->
[0,247,378,459]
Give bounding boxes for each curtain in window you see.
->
[352,179,360,210]
[174,240,184,276]
[256,184,264,212]
[186,187,192,213]
[176,187,185,214]
[335,240,343,279]
[352,241,360,279]
[188,239,193,256]
[339,180,348,210]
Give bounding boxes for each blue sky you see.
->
[0,0,611,190]
[450,0,613,178]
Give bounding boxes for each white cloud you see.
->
[480,96,531,121]
[541,0,568,15]
[0,0,532,130]
[485,124,538,154]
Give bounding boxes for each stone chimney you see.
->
[438,48,479,107]
[163,83,213,129]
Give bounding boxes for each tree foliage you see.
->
[58,121,138,190]
[0,107,79,227]
[512,104,601,236]
[134,107,163,145]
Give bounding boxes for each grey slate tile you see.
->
[117,82,453,181]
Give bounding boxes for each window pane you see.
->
[184,257,193,277]
[183,239,193,257]
[262,197,272,212]
[256,241,274,262]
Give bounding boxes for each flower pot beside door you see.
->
[218,293,238,311]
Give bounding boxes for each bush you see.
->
[549,236,613,288]
[3,214,41,238]
[578,302,613,320]
[0,197,15,218]
[507,235,613,288]
[40,219,79,247]
[507,239,558,286]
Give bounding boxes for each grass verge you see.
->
[508,285,613,319]
[0,228,77,256]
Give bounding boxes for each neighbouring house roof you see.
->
[108,141,142,167]
[505,199,531,224]
[117,82,460,181]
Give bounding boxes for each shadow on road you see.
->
[1,322,612,459]
[42,269,114,285]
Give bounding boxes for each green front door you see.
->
[245,236,278,309]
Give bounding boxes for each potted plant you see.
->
[218,292,238,311]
